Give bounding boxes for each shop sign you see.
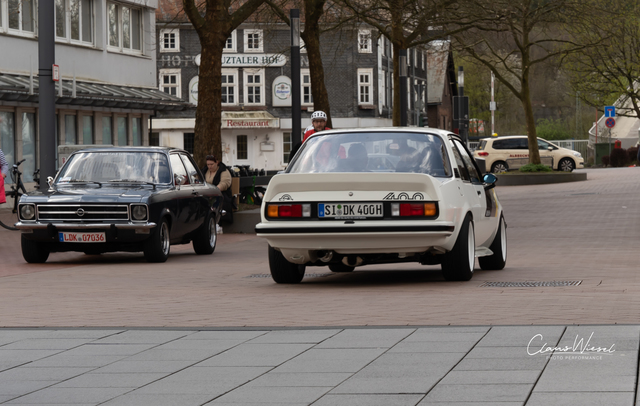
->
[189,76,198,105]
[222,118,280,129]
[272,76,292,107]
[222,53,287,67]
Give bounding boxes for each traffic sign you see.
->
[605,106,616,117]
[605,117,616,128]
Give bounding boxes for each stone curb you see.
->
[495,172,587,186]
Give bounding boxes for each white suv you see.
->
[473,136,584,173]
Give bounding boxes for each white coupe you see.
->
[255,128,506,283]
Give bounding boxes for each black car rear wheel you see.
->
[21,235,50,263]
[144,218,170,263]
[193,213,217,255]
[268,245,305,284]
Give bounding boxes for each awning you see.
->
[0,72,190,111]
[221,111,279,129]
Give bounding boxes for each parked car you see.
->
[473,135,585,173]
[255,128,507,283]
[16,147,223,263]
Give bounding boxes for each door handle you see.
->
[477,191,482,196]
[192,191,198,195]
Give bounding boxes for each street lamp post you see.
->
[400,49,408,126]
[290,9,301,145]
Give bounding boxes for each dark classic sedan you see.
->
[16,147,223,263]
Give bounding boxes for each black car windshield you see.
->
[287,131,452,177]
[56,152,172,185]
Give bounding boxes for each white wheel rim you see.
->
[209,218,216,247]
[500,218,507,261]
[467,222,475,272]
[160,223,170,255]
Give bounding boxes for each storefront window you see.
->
[237,135,247,160]
[82,115,93,144]
[132,117,141,146]
[0,112,15,168]
[283,132,291,163]
[21,113,36,182]
[102,116,112,144]
[117,116,127,146]
[65,115,76,144]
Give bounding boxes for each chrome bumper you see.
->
[16,222,157,230]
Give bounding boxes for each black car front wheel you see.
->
[144,218,170,263]
[193,213,217,255]
[21,235,50,263]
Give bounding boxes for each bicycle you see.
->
[0,159,32,231]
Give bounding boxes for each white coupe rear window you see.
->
[288,132,452,177]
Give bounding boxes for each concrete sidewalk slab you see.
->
[0,326,637,405]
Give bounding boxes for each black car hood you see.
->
[22,186,160,204]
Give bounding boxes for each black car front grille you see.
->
[37,205,129,221]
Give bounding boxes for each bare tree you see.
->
[450,0,599,164]
[183,0,267,166]
[564,1,638,119]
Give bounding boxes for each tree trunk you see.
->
[302,0,332,127]
[521,74,541,165]
[193,32,225,168]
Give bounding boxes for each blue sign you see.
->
[605,106,616,118]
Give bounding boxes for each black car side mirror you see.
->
[483,173,498,190]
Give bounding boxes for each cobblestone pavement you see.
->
[0,326,636,406]
[0,168,638,327]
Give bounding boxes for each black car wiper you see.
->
[108,179,156,189]
[62,179,103,187]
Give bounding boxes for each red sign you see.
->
[52,64,59,82]
[605,117,616,128]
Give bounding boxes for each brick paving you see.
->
[0,168,638,327]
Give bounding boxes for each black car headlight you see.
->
[19,204,36,221]
[131,205,148,221]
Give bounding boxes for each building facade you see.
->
[0,0,186,190]
[154,5,457,171]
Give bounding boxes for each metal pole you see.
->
[400,49,407,126]
[290,9,301,145]
[458,66,465,143]
[39,0,56,189]
[491,71,495,135]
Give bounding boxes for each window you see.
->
[358,69,373,105]
[82,115,93,144]
[159,69,181,97]
[170,154,188,184]
[283,132,291,164]
[102,116,112,144]
[180,154,203,184]
[0,112,15,168]
[116,116,127,146]
[160,28,179,52]
[65,115,77,144]
[301,69,312,105]
[237,135,248,160]
[132,117,141,146]
[55,0,93,44]
[358,29,371,53]
[224,30,237,53]
[5,0,35,35]
[108,2,142,53]
[244,29,263,52]
[183,133,194,154]
[244,69,264,106]
[453,140,481,183]
[221,69,237,105]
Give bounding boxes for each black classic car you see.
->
[16,147,223,263]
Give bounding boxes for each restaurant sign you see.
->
[221,112,280,129]
[222,53,287,67]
